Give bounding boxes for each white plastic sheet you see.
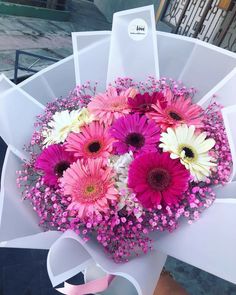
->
[222,106,236,181]
[0,74,15,94]
[18,55,76,106]
[106,5,159,84]
[0,86,44,159]
[153,188,236,284]
[0,5,236,294]
[48,230,166,295]
[72,31,111,92]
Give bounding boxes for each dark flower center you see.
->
[139,103,152,111]
[54,161,70,177]
[125,132,145,148]
[169,111,182,121]
[182,147,194,158]
[88,141,101,153]
[147,168,170,191]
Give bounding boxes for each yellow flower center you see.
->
[110,99,126,111]
[111,102,124,110]
[79,182,104,203]
[86,185,96,194]
[60,125,71,134]
[178,144,198,163]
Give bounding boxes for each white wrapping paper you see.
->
[48,230,166,294]
[72,31,111,91]
[106,5,159,84]
[0,5,236,294]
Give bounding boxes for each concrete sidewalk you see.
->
[0,0,170,80]
[0,0,111,79]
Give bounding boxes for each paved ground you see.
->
[0,1,236,294]
[0,0,111,79]
[0,0,170,80]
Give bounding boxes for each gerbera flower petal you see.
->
[43,108,93,146]
[61,159,118,218]
[147,94,204,131]
[128,152,190,208]
[160,124,216,181]
[88,86,132,126]
[128,91,165,113]
[197,138,216,153]
[110,113,160,155]
[35,144,75,186]
[66,121,114,162]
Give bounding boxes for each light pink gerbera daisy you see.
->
[110,113,160,155]
[61,159,118,218]
[35,144,75,186]
[88,86,133,126]
[147,95,203,131]
[128,152,190,208]
[66,121,114,161]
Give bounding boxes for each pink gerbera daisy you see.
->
[35,144,75,186]
[66,121,114,161]
[128,152,190,208]
[88,86,132,126]
[128,91,165,113]
[61,159,118,218]
[147,95,203,131]
[110,113,160,155]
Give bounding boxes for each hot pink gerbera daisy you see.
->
[147,95,203,131]
[110,113,160,155]
[128,152,190,208]
[66,121,114,161]
[61,159,118,218]
[88,86,133,126]
[128,91,165,113]
[35,144,75,186]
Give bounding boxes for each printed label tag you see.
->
[128,18,148,41]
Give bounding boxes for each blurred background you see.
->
[0,0,236,294]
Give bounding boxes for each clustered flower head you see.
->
[17,77,232,262]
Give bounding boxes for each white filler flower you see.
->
[109,152,143,218]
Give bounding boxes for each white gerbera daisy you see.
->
[43,108,93,146]
[159,124,216,182]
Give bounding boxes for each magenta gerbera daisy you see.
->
[66,121,114,161]
[61,159,118,218]
[128,152,190,208]
[35,144,75,186]
[88,86,133,126]
[147,95,203,131]
[128,91,165,113]
[110,113,160,155]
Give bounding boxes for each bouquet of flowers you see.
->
[16,76,231,262]
[1,5,236,294]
